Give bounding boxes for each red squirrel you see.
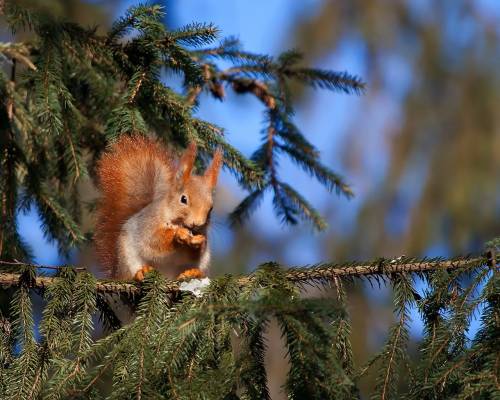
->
[94,135,222,281]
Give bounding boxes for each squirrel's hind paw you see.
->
[177,268,205,281]
[134,265,154,281]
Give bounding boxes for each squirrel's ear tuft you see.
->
[177,142,197,185]
[204,147,223,189]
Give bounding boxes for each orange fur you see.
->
[205,148,223,189]
[149,226,177,253]
[134,265,154,281]
[94,135,174,277]
[179,142,197,186]
[177,268,205,280]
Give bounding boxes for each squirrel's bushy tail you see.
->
[94,135,173,276]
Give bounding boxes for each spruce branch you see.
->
[192,119,265,188]
[168,23,219,47]
[0,251,497,398]
[44,273,96,399]
[234,314,270,399]
[278,181,328,230]
[331,277,354,375]
[371,274,415,400]
[0,255,490,296]
[3,267,39,400]
[108,4,164,41]
[229,187,267,226]
[0,42,36,71]
[3,3,34,32]
[285,68,365,94]
[195,36,272,65]
[278,143,353,197]
[229,78,276,109]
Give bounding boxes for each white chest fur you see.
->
[117,209,210,280]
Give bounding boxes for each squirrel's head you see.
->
[169,143,223,234]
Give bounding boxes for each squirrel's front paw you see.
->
[134,265,154,281]
[174,227,192,244]
[177,268,205,280]
[174,227,205,248]
[188,234,205,248]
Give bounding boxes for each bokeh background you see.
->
[6,0,500,398]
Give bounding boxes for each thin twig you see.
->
[0,260,86,271]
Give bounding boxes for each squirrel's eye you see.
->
[180,195,188,205]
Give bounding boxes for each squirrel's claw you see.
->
[177,268,205,280]
[134,265,154,281]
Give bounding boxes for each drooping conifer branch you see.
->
[0,255,493,296]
